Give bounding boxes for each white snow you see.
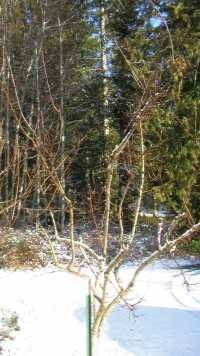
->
[0,258,200,356]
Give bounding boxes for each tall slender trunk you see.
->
[58,12,65,230]
[100,0,109,197]
[0,28,6,203]
[35,45,42,224]
[100,0,109,135]
[5,44,10,210]
[0,119,4,204]
[26,101,35,225]
[10,49,22,221]
[33,1,48,225]
[17,58,35,223]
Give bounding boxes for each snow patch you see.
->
[0,258,200,355]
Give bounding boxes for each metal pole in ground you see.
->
[86,278,92,356]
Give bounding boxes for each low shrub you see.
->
[0,228,52,270]
[0,309,20,355]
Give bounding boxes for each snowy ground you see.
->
[0,257,200,356]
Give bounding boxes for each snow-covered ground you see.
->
[0,257,200,356]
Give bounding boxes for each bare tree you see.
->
[1,54,200,355]
[1,2,200,349]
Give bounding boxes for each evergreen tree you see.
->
[146,0,200,219]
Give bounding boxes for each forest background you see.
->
[0,0,200,229]
[0,0,200,353]
[0,0,199,227]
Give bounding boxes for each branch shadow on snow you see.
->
[104,304,200,356]
[74,304,200,356]
[73,306,86,324]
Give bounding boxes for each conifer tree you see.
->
[145,0,200,218]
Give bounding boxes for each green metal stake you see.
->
[86,278,92,356]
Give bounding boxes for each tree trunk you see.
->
[58,11,65,230]
[5,44,10,212]
[0,18,6,204]
[100,0,109,198]
[100,0,109,136]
